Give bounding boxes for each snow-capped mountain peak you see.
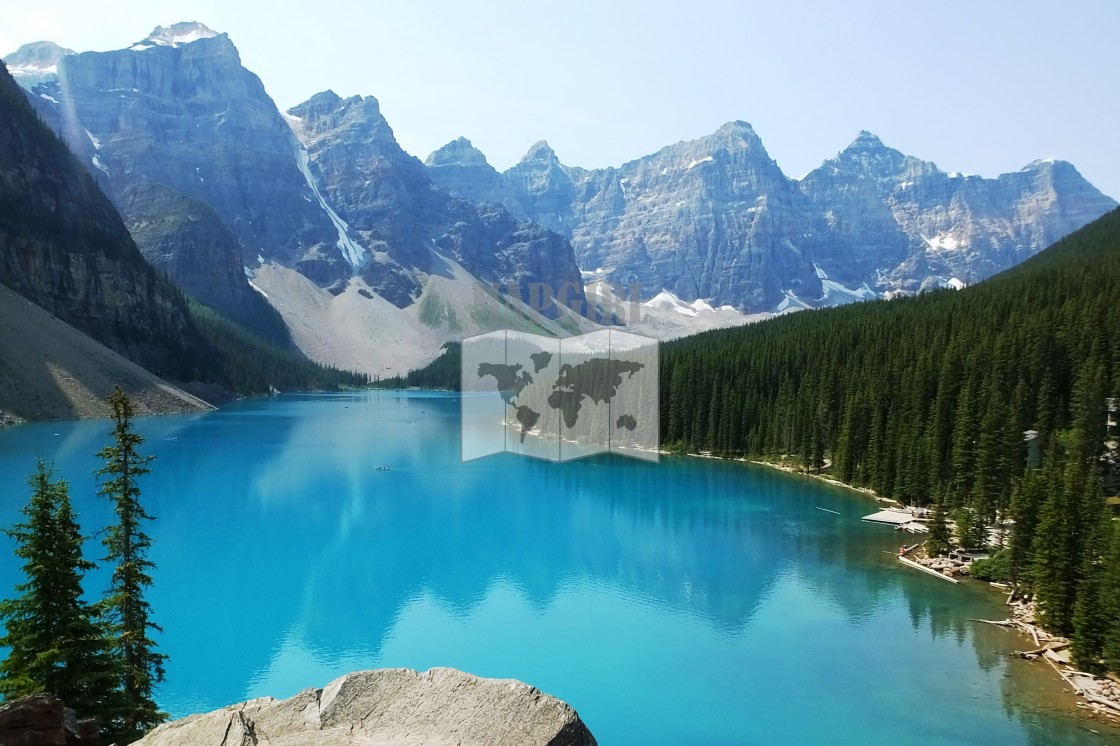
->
[3,41,74,86]
[140,22,220,49]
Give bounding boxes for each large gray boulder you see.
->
[135,668,597,746]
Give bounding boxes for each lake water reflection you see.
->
[0,392,1115,744]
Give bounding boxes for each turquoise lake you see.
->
[1,391,1118,745]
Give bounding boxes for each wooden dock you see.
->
[862,508,917,525]
[897,554,959,583]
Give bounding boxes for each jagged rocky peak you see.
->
[1013,158,1095,194]
[425,113,1116,314]
[140,21,221,48]
[424,137,510,209]
[837,130,902,161]
[849,129,887,150]
[291,88,343,114]
[520,140,562,164]
[1020,157,1082,179]
[286,89,343,133]
[815,129,932,182]
[646,119,786,192]
[25,25,345,285]
[3,41,74,88]
[709,119,764,148]
[289,90,396,144]
[425,136,491,167]
[637,120,780,181]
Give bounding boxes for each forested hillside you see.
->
[661,206,1120,671]
[188,301,369,393]
[660,207,1119,497]
[374,342,460,390]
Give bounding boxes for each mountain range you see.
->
[3,21,1116,377]
[426,127,1116,312]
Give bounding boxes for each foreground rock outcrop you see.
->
[136,668,597,746]
[0,693,99,746]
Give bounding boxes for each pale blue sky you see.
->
[3,0,1118,199]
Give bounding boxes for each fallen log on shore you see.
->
[1045,655,1085,696]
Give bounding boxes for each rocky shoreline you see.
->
[979,600,1120,724]
[736,455,1120,728]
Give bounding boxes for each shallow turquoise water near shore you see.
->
[0,391,1117,744]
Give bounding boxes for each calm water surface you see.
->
[0,392,1117,745]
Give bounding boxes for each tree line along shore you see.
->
[657,209,1120,715]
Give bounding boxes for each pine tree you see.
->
[1071,508,1112,673]
[1030,457,1095,636]
[1007,465,1050,588]
[96,387,167,740]
[0,460,116,720]
[1101,518,1120,672]
[925,496,952,557]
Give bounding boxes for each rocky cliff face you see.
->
[427,125,1117,312]
[799,132,1115,293]
[25,24,342,276]
[0,61,203,377]
[123,183,291,345]
[288,90,586,314]
[425,136,516,211]
[135,668,596,746]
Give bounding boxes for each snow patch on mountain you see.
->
[580,285,766,340]
[293,146,367,269]
[3,42,74,89]
[812,263,878,307]
[9,63,57,77]
[923,233,965,252]
[644,290,699,317]
[144,22,219,48]
[690,298,715,313]
[777,291,812,313]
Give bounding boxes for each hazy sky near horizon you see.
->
[3,1,1118,199]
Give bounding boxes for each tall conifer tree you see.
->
[0,460,116,720]
[97,387,167,740]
